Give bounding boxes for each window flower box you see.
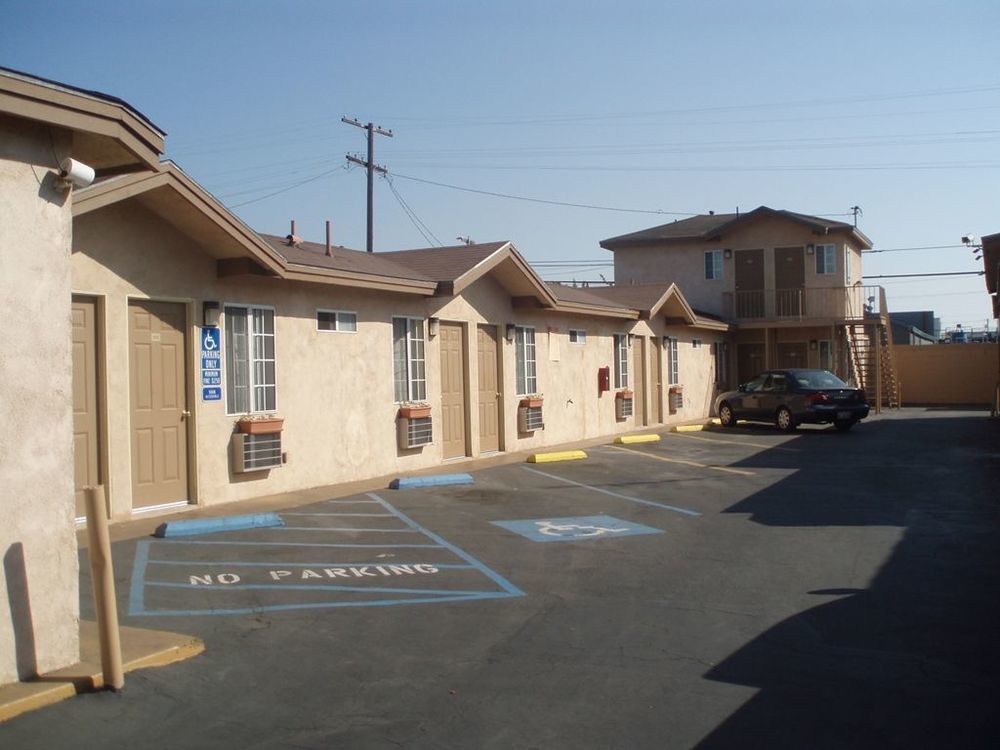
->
[519,396,544,409]
[615,390,634,400]
[236,416,284,435]
[397,404,431,419]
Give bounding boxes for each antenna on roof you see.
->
[456,236,474,246]
[851,205,863,227]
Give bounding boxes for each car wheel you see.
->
[719,402,736,427]
[834,420,855,432]
[775,406,796,432]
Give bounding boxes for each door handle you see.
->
[181,410,191,418]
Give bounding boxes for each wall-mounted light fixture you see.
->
[506,323,517,343]
[806,244,815,255]
[627,333,635,346]
[723,248,732,259]
[203,300,221,327]
[428,317,440,337]
[809,339,818,350]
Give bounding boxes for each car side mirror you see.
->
[738,383,748,392]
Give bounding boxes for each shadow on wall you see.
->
[4,542,37,680]
[695,416,1000,748]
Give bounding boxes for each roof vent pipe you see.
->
[325,221,332,257]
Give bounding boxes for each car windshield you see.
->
[794,370,849,389]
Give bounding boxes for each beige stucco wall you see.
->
[0,115,79,684]
[895,344,997,406]
[73,202,725,520]
[613,215,865,317]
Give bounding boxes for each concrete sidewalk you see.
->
[0,620,203,723]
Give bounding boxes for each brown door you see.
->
[735,249,765,318]
[72,297,101,519]
[439,323,467,459]
[774,247,805,317]
[652,337,663,423]
[776,342,808,369]
[632,336,646,426]
[737,343,766,384]
[476,325,500,453]
[129,300,189,509]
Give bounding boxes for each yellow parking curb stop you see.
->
[614,434,661,444]
[672,424,707,432]
[527,450,587,463]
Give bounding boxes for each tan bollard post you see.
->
[84,485,124,690]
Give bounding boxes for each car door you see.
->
[739,374,769,417]
[758,372,789,416]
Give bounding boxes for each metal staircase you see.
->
[844,289,900,412]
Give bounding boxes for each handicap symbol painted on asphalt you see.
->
[491,515,663,543]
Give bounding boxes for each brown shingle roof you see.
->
[378,242,509,282]
[260,234,433,281]
[545,283,634,311]
[600,206,869,249]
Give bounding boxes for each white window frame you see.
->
[665,337,679,385]
[816,244,836,275]
[568,329,587,345]
[514,325,537,396]
[819,339,834,371]
[392,316,426,403]
[844,247,853,283]
[224,303,277,415]
[613,334,630,389]
[317,309,358,333]
[705,250,723,280]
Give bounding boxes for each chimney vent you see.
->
[326,221,332,257]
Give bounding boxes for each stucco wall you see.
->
[73,204,725,519]
[613,215,865,317]
[0,116,79,684]
[894,344,997,406]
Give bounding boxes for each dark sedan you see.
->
[715,369,870,432]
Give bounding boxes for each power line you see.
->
[384,176,442,247]
[864,271,984,279]
[227,168,342,208]
[388,171,693,215]
[865,244,968,253]
[343,117,394,253]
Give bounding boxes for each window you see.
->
[816,244,836,274]
[713,342,728,386]
[819,340,833,371]
[704,250,723,280]
[392,317,426,402]
[613,334,630,388]
[665,337,679,385]
[514,326,537,395]
[569,329,587,345]
[844,247,853,282]
[225,305,276,414]
[317,309,357,332]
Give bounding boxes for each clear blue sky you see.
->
[5,0,998,332]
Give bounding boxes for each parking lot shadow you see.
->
[698,415,1000,748]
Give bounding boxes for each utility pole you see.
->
[343,117,393,253]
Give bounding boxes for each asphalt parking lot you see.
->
[3,409,999,749]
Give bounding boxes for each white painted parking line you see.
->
[668,433,799,451]
[522,466,701,517]
[609,445,756,476]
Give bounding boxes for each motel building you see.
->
[1,67,729,687]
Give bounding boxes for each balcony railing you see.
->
[722,285,884,323]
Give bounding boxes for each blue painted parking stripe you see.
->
[368,493,524,597]
[272,527,418,533]
[522,466,702,517]
[153,540,442,549]
[147,559,475,569]
[128,540,152,616]
[132,591,515,618]
[389,473,474,490]
[145,582,496,596]
[281,512,395,517]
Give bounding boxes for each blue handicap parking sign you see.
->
[491,515,663,543]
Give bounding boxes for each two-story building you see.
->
[601,206,899,408]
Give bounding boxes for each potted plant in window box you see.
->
[519,395,544,409]
[397,403,431,419]
[236,415,284,434]
[615,389,634,401]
